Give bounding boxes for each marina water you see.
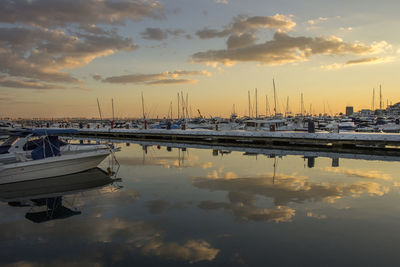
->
[1,141,400,266]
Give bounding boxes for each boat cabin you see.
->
[243,119,286,131]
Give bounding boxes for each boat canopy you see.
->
[31,136,61,160]
[31,129,78,136]
[7,128,78,137]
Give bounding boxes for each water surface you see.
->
[1,142,400,266]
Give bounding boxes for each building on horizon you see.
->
[345,106,354,116]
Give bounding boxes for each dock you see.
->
[64,128,400,156]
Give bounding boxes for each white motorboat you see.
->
[0,132,109,164]
[0,129,116,184]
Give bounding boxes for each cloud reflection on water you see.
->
[193,169,390,222]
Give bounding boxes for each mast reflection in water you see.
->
[1,141,400,266]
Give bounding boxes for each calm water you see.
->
[1,142,400,266]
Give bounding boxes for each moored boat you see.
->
[0,129,117,184]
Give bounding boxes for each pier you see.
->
[64,128,400,156]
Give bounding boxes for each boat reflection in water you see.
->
[0,168,121,223]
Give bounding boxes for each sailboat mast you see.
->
[301,93,304,116]
[96,98,103,123]
[255,88,258,118]
[181,91,185,120]
[112,98,115,121]
[141,92,145,119]
[186,92,189,119]
[248,91,251,118]
[379,85,382,110]
[273,79,277,117]
[286,96,289,117]
[177,93,180,119]
[372,88,375,111]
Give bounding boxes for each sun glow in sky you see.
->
[1,0,400,118]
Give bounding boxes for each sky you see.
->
[1,0,400,119]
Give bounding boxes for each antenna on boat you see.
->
[273,79,277,117]
[96,98,103,124]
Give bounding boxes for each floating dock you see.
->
[64,128,400,156]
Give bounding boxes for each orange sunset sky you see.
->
[1,0,400,118]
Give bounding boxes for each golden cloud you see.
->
[196,14,296,39]
[102,70,211,85]
[321,56,394,70]
[192,32,389,66]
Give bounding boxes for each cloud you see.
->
[0,0,164,28]
[141,239,219,263]
[0,26,137,88]
[322,167,392,181]
[320,63,343,70]
[146,200,170,214]
[215,0,229,4]
[193,170,390,208]
[0,77,63,90]
[345,57,387,65]
[227,33,256,49]
[117,154,212,169]
[192,31,391,66]
[141,28,192,41]
[199,199,295,223]
[102,70,211,85]
[307,17,328,25]
[306,212,327,219]
[196,14,296,39]
[0,0,163,90]
[146,79,198,85]
[0,217,219,264]
[72,85,92,91]
[321,56,393,70]
[141,27,168,40]
[0,96,15,103]
[92,74,103,81]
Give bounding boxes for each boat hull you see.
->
[0,150,110,184]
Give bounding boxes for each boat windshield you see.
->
[1,136,18,147]
[0,136,19,154]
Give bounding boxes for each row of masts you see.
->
[371,85,391,111]
[98,81,390,121]
[97,82,319,122]
[246,79,313,118]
